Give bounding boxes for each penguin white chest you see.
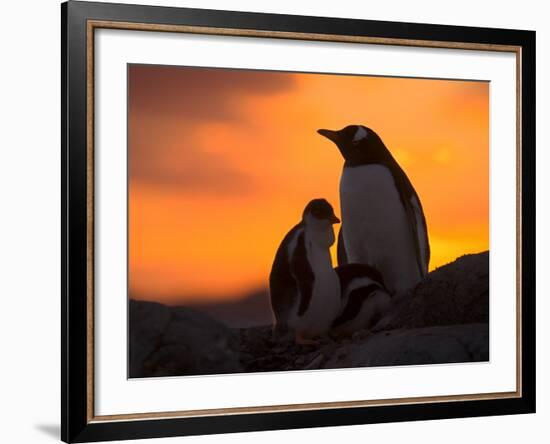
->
[340,164,420,293]
[293,242,341,337]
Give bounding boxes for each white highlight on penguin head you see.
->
[352,125,368,144]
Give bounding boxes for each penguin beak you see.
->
[317,128,339,144]
[330,214,341,224]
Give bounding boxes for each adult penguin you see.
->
[318,125,430,295]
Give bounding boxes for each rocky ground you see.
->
[129,251,489,378]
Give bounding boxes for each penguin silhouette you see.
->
[318,125,430,295]
[332,263,392,337]
[269,199,342,345]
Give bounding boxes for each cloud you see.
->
[129,64,295,121]
[128,65,296,193]
[130,138,254,193]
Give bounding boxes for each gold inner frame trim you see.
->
[86,19,523,423]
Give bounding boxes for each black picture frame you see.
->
[61,1,536,442]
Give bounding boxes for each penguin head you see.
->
[302,198,340,225]
[302,199,340,248]
[317,125,386,163]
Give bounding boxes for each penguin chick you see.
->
[269,199,342,345]
[331,263,393,337]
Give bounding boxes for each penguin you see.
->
[269,199,342,345]
[317,125,430,295]
[331,263,392,337]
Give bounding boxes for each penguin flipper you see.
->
[391,167,430,277]
[269,224,304,332]
[410,194,430,275]
[337,225,348,266]
[290,232,315,317]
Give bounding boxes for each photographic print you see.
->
[62,4,535,440]
[128,64,489,379]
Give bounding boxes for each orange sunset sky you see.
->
[128,64,489,304]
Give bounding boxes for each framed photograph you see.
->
[61,1,535,442]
